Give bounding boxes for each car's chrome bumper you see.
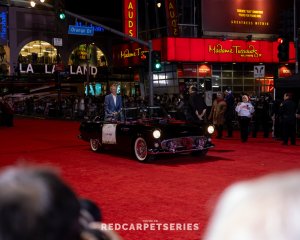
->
[148,136,214,155]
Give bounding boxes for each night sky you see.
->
[65,0,122,19]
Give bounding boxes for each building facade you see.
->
[1,0,299,101]
[116,0,298,100]
[1,4,139,97]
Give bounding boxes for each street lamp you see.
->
[30,1,36,7]
[156,1,162,8]
[29,0,46,7]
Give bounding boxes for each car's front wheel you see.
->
[90,138,102,152]
[133,137,149,162]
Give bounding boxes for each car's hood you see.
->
[139,119,204,136]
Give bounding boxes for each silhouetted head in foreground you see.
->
[203,170,300,240]
[0,165,81,240]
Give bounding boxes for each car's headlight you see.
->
[153,129,161,139]
[207,125,215,134]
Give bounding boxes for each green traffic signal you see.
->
[59,11,66,20]
[154,62,161,70]
[55,0,66,21]
[152,51,162,71]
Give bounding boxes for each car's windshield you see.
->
[123,106,168,121]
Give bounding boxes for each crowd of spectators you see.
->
[2,89,300,143]
[3,93,193,120]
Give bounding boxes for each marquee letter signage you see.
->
[208,44,262,58]
[165,0,179,36]
[123,0,137,38]
[18,64,99,76]
[112,42,149,67]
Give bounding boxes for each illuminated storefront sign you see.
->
[278,66,292,78]
[161,37,295,63]
[112,38,295,66]
[120,48,148,59]
[180,64,197,77]
[165,0,179,36]
[0,7,7,45]
[113,42,149,66]
[123,0,137,37]
[178,64,212,78]
[208,44,262,58]
[202,0,285,35]
[198,64,212,77]
[19,64,98,76]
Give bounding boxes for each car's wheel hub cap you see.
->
[136,139,147,159]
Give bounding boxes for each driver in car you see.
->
[104,83,123,121]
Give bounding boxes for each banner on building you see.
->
[201,0,287,35]
[123,0,137,38]
[157,37,295,63]
[165,0,179,36]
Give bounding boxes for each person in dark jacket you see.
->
[279,92,297,145]
[271,97,283,139]
[252,95,271,138]
[104,83,123,121]
[187,86,207,124]
[0,96,14,127]
[224,89,235,137]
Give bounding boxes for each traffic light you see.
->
[151,51,162,71]
[55,0,66,21]
[140,51,149,70]
[58,10,66,20]
[277,38,289,62]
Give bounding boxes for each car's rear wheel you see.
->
[133,137,149,162]
[90,138,102,152]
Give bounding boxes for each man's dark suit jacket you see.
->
[104,94,122,119]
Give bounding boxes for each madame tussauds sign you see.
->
[208,44,262,58]
[19,64,98,76]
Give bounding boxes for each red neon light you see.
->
[112,38,296,66]
[277,38,283,44]
[152,38,295,63]
[123,0,137,38]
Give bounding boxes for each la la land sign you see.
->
[19,64,98,76]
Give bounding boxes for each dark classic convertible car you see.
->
[78,106,215,162]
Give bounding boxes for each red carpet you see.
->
[1,117,300,240]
